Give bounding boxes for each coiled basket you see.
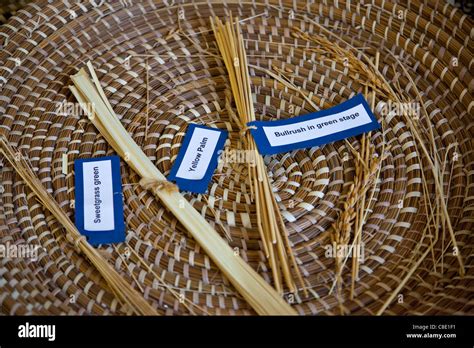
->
[0,0,472,315]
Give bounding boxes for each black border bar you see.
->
[0,315,472,346]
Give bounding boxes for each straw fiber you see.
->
[0,0,472,315]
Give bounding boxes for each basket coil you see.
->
[0,0,472,315]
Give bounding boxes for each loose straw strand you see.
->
[211,15,306,297]
[0,137,158,316]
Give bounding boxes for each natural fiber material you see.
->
[0,0,472,316]
[210,15,305,296]
[69,65,296,315]
[0,137,158,315]
[0,0,32,24]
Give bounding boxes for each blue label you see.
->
[248,94,380,155]
[168,124,227,194]
[74,156,125,245]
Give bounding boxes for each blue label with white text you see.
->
[74,156,125,245]
[248,94,380,155]
[168,124,227,194]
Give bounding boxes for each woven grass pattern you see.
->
[0,0,472,315]
[0,0,33,24]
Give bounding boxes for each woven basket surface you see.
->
[0,1,33,24]
[0,0,473,315]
